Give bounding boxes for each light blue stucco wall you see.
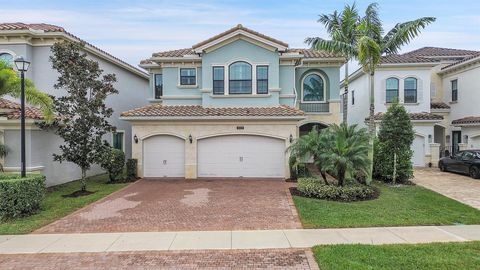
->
[279,65,295,106]
[162,66,202,97]
[295,67,341,101]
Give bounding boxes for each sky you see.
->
[2,0,480,67]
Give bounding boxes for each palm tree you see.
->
[306,3,360,124]
[288,128,329,184]
[0,61,54,121]
[355,3,435,182]
[320,123,370,186]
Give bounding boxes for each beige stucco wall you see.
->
[299,100,342,127]
[129,119,300,179]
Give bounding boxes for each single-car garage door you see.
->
[197,135,285,178]
[143,135,185,177]
[412,135,425,167]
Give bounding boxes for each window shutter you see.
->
[417,78,423,103]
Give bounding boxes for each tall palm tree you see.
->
[0,61,54,121]
[306,3,360,124]
[320,123,370,186]
[356,3,435,182]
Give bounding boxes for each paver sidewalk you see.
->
[1,225,479,254]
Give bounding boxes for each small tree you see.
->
[374,102,415,183]
[100,147,125,182]
[49,41,118,191]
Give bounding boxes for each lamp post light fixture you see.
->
[14,56,31,178]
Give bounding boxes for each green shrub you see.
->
[289,156,310,180]
[0,174,46,219]
[297,177,378,202]
[100,147,125,182]
[126,159,138,181]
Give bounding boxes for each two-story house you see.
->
[121,25,344,179]
[0,23,150,186]
[343,47,479,167]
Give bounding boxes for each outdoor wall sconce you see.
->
[428,134,432,143]
[464,135,469,144]
[189,134,193,144]
[133,134,138,144]
[289,134,293,143]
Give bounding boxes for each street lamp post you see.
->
[14,56,30,178]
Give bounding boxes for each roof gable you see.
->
[192,24,288,53]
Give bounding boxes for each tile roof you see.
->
[0,98,44,120]
[192,24,289,49]
[366,112,443,121]
[452,116,480,126]
[286,48,342,58]
[441,53,480,70]
[152,48,195,58]
[380,47,479,65]
[121,105,304,118]
[430,102,451,110]
[0,23,147,77]
[381,54,439,64]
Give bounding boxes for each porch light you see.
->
[289,134,293,143]
[464,135,469,144]
[14,56,30,72]
[133,134,138,144]
[428,134,432,143]
[189,134,193,144]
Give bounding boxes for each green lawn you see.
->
[0,174,129,235]
[293,182,480,228]
[313,241,480,270]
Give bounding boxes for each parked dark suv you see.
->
[438,150,480,179]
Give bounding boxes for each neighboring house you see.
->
[121,24,344,179]
[343,47,479,167]
[0,23,150,186]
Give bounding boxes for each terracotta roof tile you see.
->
[0,98,44,120]
[452,116,480,126]
[441,53,480,70]
[0,23,147,76]
[286,48,342,58]
[367,112,443,121]
[404,47,478,58]
[192,24,288,49]
[430,102,451,109]
[380,54,438,64]
[121,105,304,118]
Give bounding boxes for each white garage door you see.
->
[143,135,185,177]
[198,135,285,178]
[412,135,425,167]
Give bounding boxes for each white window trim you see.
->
[212,65,225,95]
[153,73,162,100]
[112,130,126,152]
[0,50,17,69]
[450,78,458,102]
[385,76,400,104]
[301,72,327,103]
[403,76,418,104]
[178,67,198,88]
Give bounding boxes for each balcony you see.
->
[299,102,329,113]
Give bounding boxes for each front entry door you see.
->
[452,131,462,155]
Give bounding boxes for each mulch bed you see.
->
[62,190,96,198]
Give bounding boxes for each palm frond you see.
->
[357,36,381,74]
[318,11,341,35]
[382,17,436,55]
[305,38,357,58]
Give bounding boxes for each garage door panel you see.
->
[143,135,185,177]
[198,135,285,178]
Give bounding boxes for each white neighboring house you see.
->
[342,47,479,167]
[0,23,149,186]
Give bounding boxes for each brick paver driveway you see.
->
[35,179,301,233]
[0,249,319,270]
[414,168,480,209]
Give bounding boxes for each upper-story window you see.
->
[180,68,196,85]
[386,77,399,103]
[351,90,355,105]
[154,74,163,99]
[0,53,14,66]
[451,79,458,102]
[404,77,417,103]
[229,61,252,94]
[256,66,268,94]
[213,66,224,95]
[302,73,325,102]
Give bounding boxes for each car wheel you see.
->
[469,167,480,179]
[439,163,447,172]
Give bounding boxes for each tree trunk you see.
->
[316,162,329,185]
[367,72,376,185]
[343,62,349,124]
[338,168,345,187]
[81,168,87,192]
[393,152,397,185]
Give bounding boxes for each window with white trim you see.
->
[386,77,399,103]
[154,74,162,99]
[404,77,417,103]
[213,66,224,95]
[451,79,458,102]
[180,68,196,85]
[229,61,252,94]
[302,73,324,102]
[256,66,268,94]
[0,53,13,66]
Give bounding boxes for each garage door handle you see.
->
[163,160,167,165]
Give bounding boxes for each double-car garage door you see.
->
[143,135,285,178]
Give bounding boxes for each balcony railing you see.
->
[299,102,329,113]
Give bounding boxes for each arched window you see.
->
[0,53,14,66]
[404,77,417,103]
[302,73,325,102]
[386,77,399,103]
[229,61,252,94]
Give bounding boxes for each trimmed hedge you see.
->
[0,174,46,219]
[297,177,378,202]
